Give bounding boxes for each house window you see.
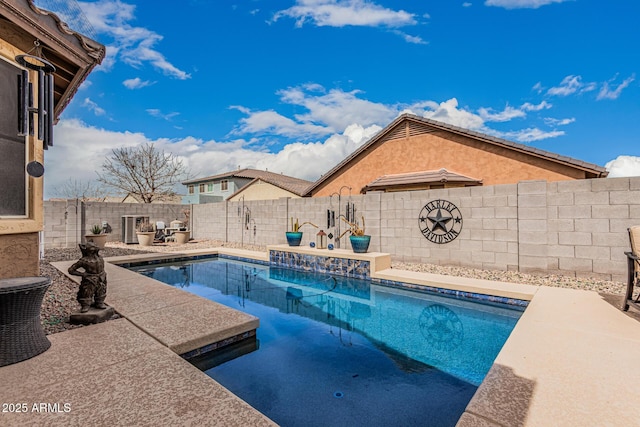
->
[221,180,228,191]
[199,183,205,193]
[207,183,213,192]
[188,185,194,194]
[0,57,27,217]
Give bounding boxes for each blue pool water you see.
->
[132,257,523,427]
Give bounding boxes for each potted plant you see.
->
[286,217,318,246]
[85,224,108,249]
[136,221,155,246]
[339,215,370,253]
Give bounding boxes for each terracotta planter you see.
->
[85,234,107,249]
[285,232,303,246]
[173,230,190,244]
[136,231,155,246]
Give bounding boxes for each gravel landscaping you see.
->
[40,239,633,335]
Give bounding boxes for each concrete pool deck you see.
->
[1,247,638,425]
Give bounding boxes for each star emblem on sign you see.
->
[427,208,452,234]
[418,199,463,244]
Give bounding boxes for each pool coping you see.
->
[48,246,640,426]
[52,252,262,357]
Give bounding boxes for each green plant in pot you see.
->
[339,215,370,253]
[286,217,318,246]
[85,224,107,249]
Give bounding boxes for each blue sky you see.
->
[41,0,640,197]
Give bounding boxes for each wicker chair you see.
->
[0,277,51,366]
[623,226,640,311]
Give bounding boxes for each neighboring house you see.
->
[227,175,313,202]
[0,0,104,279]
[182,168,313,203]
[305,114,608,197]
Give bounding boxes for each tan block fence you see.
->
[44,176,640,282]
[43,200,189,249]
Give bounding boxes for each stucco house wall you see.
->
[309,115,606,198]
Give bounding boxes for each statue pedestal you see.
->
[70,306,115,325]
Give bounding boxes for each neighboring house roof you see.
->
[304,114,608,196]
[1,0,106,120]
[362,168,483,193]
[183,168,313,196]
[227,175,312,200]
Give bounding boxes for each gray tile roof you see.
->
[362,168,482,192]
[183,168,313,197]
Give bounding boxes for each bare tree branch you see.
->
[97,143,189,203]
[53,178,107,201]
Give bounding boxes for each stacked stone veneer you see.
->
[189,176,640,283]
[43,201,189,248]
[270,250,371,279]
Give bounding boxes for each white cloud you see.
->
[123,77,154,89]
[532,82,544,94]
[78,0,190,79]
[597,74,636,100]
[230,107,331,138]
[253,123,382,180]
[500,127,564,142]
[478,101,552,122]
[546,75,599,97]
[478,105,525,122]
[279,85,397,131]
[79,80,92,90]
[485,0,570,9]
[462,2,472,7]
[82,98,106,116]
[45,118,381,198]
[544,117,575,126]
[547,75,585,96]
[392,30,428,45]
[273,0,417,28]
[146,109,180,121]
[605,156,640,177]
[422,98,485,130]
[521,100,552,111]
[46,118,147,196]
[231,85,397,139]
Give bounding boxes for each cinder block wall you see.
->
[44,177,640,281]
[188,177,640,282]
[43,201,190,248]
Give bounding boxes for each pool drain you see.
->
[333,391,344,398]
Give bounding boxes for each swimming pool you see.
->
[132,257,523,427]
